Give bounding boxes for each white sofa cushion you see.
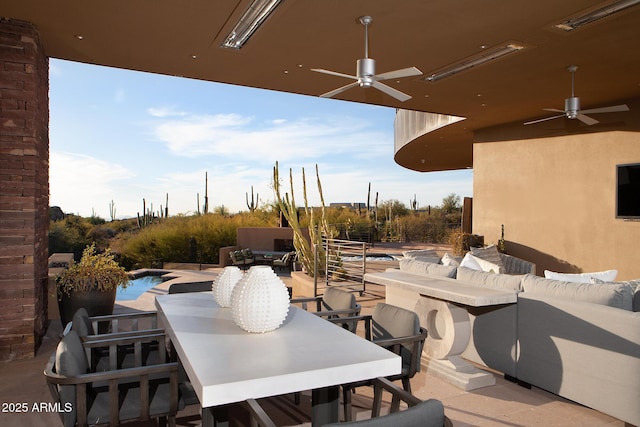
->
[522,274,633,310]
[591,278,640,312]
[402,249,438,258]
[399,257,457,278]
[544,269,618,283]
[411,255,443,264]
[456,267,523,291]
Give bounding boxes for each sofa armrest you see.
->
[517,294,640,426]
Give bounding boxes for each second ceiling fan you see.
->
[312,16,422,102]
[525,65,629,126]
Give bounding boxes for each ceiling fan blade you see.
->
[576,114,599,126]
[372,80,412,102]
[319,81,359,98]
[524,114,565,125]
[581,104,629,114]
[311,68,357,80]
[543,108,565,113]
[375,67,423,81]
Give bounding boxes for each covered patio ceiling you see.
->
[2,0,639,171]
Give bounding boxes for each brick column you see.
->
[0,19,49,361]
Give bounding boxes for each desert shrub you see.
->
[115,212,271,268]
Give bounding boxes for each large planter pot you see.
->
[58,287,117,329]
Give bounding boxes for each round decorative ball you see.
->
[230,265,290,333]
[212,266,244,307]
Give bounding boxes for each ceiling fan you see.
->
[525,65,629,126]
[311,16,422,102]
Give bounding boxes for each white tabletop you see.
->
[365,270,517,306]
[155,292,400,408]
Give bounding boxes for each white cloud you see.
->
[148,111,390,164]
[50,152,135,217]
[147,107,188,118]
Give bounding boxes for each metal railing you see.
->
[323,237,368,295]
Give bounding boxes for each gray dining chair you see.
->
[244,377,451,427]
[45,330,181,427]
[67,308,163,371]
[337,303,427,421]
[291,287,362,332]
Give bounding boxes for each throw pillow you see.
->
[459,252,482,271]
[441,252,460,267]
[544,269,618,283]
[470,245,505,271]
[460,253,503,273]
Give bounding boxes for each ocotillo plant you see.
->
[246,186,259,212]
[273,162,328,277]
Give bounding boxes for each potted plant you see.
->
[56,243,130,328]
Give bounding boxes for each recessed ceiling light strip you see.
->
[425,43,525,82]
[221,0,283,49]
[554,0,640,31]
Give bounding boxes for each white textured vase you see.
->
[230,265,290,333]
[212,266,244,307]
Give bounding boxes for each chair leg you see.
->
[342,385,353,421]
[401,377,411,394]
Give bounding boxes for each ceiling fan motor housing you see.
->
[357,58,376,87]
[565,96,580,119]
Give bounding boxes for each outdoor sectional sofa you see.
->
[393,255,640,426]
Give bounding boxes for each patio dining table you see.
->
[155,292,401,426]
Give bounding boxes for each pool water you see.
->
[340,254,397,261]
[117,275,164,301]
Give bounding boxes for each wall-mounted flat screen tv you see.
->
[616,163,640,219]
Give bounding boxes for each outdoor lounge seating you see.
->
[373,253,640,426]
[338,303,427,421]
[44,330,180,427]
[244,377,450,427]
[272,251,296,271]
[230,248,255,269]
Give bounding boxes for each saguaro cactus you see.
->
[246,186,259,212]
[109,200,116,222]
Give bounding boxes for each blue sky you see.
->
[49,59,473,219]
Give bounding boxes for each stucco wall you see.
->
[473,131,640,280]
[236,227,306,252]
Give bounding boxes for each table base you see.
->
[425,355,495,391]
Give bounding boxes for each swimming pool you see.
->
[340,254,399,262]
[117,275,164,301]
